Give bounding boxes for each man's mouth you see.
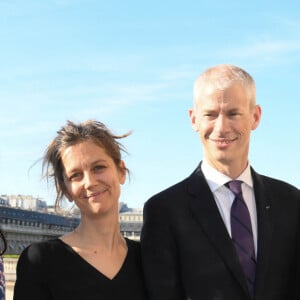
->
[209,137,237,145]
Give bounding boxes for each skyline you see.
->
[0,0,299,208]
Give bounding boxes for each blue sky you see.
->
[0,0,299,209]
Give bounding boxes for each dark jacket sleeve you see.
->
[141,194,185,300]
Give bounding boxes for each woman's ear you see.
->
[64,190,74,203]
[61,180,73,202]
[119,160,126,185]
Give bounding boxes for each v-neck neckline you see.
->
[57,238,130,281]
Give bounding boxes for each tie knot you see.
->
[226,180,243,195]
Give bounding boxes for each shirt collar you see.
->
[201,159,253,192]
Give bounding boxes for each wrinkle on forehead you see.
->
[195,83,251,110]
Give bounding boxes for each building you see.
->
[0,194,47,211]
[119,208,143,241]
[0,195,143,254]
[0,206,80,254]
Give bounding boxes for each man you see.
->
[141,64,300,300]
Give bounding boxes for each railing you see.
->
[4,258,17,300]
[3,258,17,282]
[1,224,72,236]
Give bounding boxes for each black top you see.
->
[14,238,146,300]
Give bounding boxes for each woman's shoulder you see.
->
[24,238,63,252]
[125,238,141,256]
[125,237,140,248]
[19,238,65,265]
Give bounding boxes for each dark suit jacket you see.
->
[141,163,300,300]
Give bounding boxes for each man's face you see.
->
[189,83,261,175]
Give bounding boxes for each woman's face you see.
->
[61,140,126,218]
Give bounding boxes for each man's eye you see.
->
[203,113,216,118]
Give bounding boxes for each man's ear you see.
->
[251,104,262,130]
[189,108,199,132]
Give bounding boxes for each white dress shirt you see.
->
[201,159,258,256]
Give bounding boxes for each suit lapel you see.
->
[187,165,250,296]
[251,170,273,299]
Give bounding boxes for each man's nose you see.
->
[214,115,228,132]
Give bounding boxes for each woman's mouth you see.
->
[85,190,107,199]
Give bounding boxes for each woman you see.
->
[14,120,146,300]
[0,229,6,300]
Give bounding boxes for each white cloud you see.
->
[221,39,300,64]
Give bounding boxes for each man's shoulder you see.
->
[145,166,205,207]
[253,171,299,195]
[145,178,186,206]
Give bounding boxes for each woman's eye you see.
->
[69,173,81,181]
[94,165,106,171]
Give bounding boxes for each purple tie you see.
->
[227,180,256,298]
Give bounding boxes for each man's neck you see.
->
[203,158,248,179]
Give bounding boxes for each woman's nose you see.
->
[83,172,97,189]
